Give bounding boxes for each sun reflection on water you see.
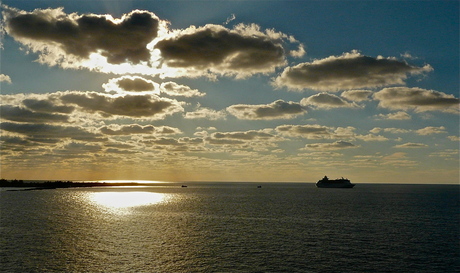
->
[90,191,167,212]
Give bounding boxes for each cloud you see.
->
[273,50,433,91]
[2,6,162,66]
[22,98,75,113]
[303,140,358,150]
[58,142,102,154]
[374,87,459,113]
[370,127,411,134]
[275,124,355,139]
[160,82,205,97]
[0,74,12,83]
[227,99,306,120]
[206,129,279,148]
[393,142,428,148]
[381,152,417,166]
[99,124,181,135]
[0,122,105,142]
[155,23,301,78]
[415,126,446,135]
[276,124,331,139]
[355,134,388,141]
[300,93,358,109]
[211,130,275,141]
[376,111,412,120]
[341,90,373,102]
[224,14,236,25]
[103,76,160,94]
[60,91,183,118]
[0,105,69,123]
[184,107,226,120]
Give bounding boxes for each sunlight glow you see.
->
[90,191,167,210]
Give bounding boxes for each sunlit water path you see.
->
[1,183,459,272]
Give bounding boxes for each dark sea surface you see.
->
[1,182,459,272]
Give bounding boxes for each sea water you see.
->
[1,183,459,272]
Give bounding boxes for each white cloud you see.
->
[393,142,428,148]
[355,134,388,141]
[160,82,205,97]
[415,126,446,135]
[300,93,359,109]
[376,111,412,120]
[341,90,373,102]
[0,74,12,84]
[184,107,226,120]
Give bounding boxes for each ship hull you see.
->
[316,182,355,188]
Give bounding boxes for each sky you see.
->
[0,0,458,184]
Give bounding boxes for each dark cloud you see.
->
[100,124,155,135]
[204,129,278,147]
[23,98,74,113]
[100,124,181,135]
[3,6,161,64]
[212,130,275,141]
[373,87,459,113]
[60,92,183,118]
[155,24,289,77]
[0,122,105,142]
[273,50,433,91]
[116,77,155,91]
[276,124,331,139]
[0,105,69,123]
[300,93,357,109]
[227,99,306,120]
[1,135,35,146]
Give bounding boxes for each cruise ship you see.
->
[316,176,355,188]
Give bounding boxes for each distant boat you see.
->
[257,185,262,188]
[181,185,187,188]
[316,176,355,188]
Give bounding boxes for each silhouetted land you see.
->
[0,179,152,191]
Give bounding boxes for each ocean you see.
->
[1,182,459,272]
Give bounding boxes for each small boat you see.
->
[257,185,262,188]
[181,185,188,188]
[316,176,355,188]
